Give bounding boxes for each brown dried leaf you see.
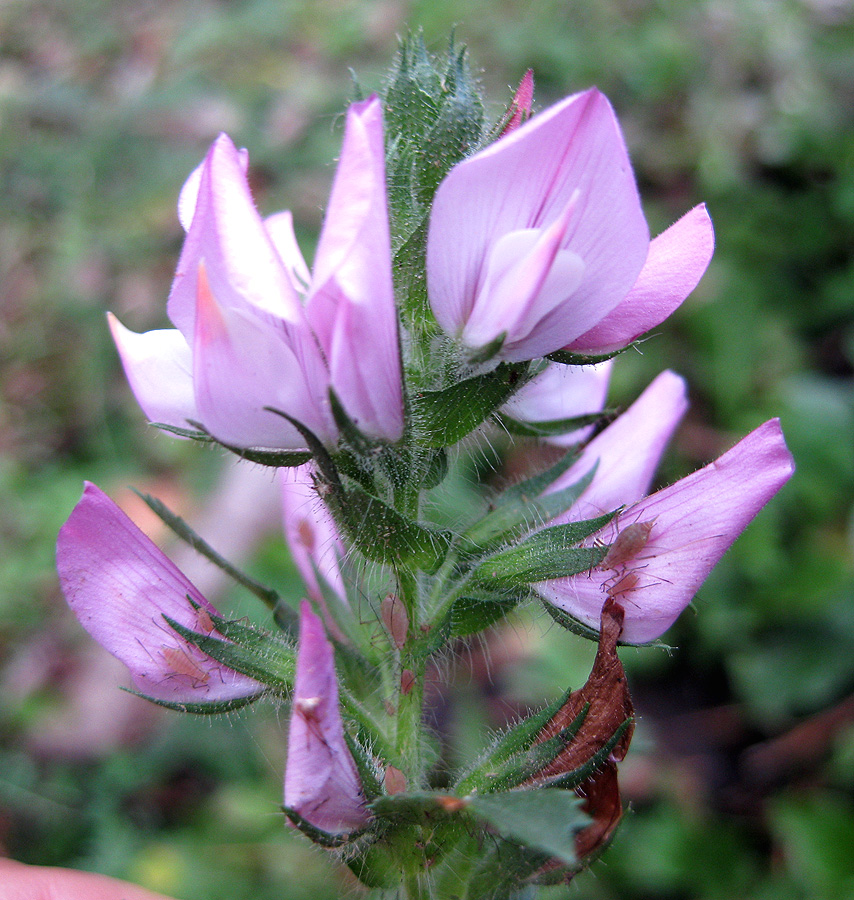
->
[529,597,634,867]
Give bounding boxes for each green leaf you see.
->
[496,409,614,438]
[472,526,609,586]
[459,463,600,550]
[163,614,295,693]
[448,590,526,638]
[468,789,590,866]
[411,362,531,447]
[455,693,581,795]
[325,478,452,571]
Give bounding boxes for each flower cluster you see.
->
[57,42,794,893]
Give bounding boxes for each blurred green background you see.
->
[1,0,853,897]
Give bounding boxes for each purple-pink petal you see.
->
[192,263,333,449]
[284,601,370,834]
[108,314,198,430]
[500,360,612,446]
[168,133,304,342]
[281,465,347,608]
[537,419,795,644]
[56,483,263,703]
[427,88,649,357]
[306,97,404,442]
[548,370,689,521]
[569,204,715,354]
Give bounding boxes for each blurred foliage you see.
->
[1,0,853,897]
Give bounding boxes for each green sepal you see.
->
[465,331,506,367]
[133,490,286,619]
[411,362,531,447]
[184,420,311,468]
[471,520,611,586]
[495,409,614,439]
[455,689,577,794]
[163,614,295,693]
[468,789,590,867]
[282,805,369,848]
[328,388,381,458]
[121,686,264,715]
[342,731,385,802]
[547,344,633,366]
[538,600,604,641]
[262,407,341,488]
[325,478,452,571]
[459,463,599,551]
[150,422,214,442]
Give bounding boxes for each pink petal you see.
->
[427,88,649,355]
[192,263,333,449]
[537,419,795,643]
[56,483,263,703]
[168,133,304,341]
[264,210,311,294]
[108,313,198,430]
[569,204,715,354]
[178,146,249,232]
[285,601,370,834]
[548,370,689,520]
[281,465,347,608]
[306,97,404,442]
[462,199,586,355]
[501,360,612,446]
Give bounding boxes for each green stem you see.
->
[395,567,426,784]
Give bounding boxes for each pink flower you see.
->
[426,88,714,363]
[110,96,403,450]
[499,359,613,446]
[536,420,795,643]
[56,483,263,704]
[284,601,371,834]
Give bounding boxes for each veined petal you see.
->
[501,360,612,445]
[536,419,795,643]
[281,465,347,608]
[168,133,304,341]
[192,262,333,449]
[306,96,404,442]
[108,313,198,430]
[569,204,715,354]
[548,370,689,520]
[427,88,649,354]
[285,601,370,834]
[265,210,311,295]
[56,483,263,703]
